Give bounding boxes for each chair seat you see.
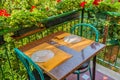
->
[73,61,90,74]
[78,60,90,70]
[28,69,51,80]
[73,60,92,80]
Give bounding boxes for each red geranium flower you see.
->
[30,6,36,12]
[93,1,99,5]
[32,6,36,9]
[4,13,10,17]
[57,0,61,3]
[80,1,87,8]
[0,9,7,14]
[0,9,10,17]
[93,0,101,6]
[0,13,3,16]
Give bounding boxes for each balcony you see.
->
[0,9,120,80]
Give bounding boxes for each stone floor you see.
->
[65,63,120,80]
[96,64,120,80]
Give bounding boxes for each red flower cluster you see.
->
[80,1,87,8]
[93,0,102,5]
[0,9,10,17]
[30,6,36,12]
[56,0,61,3]
[119,0,120,2]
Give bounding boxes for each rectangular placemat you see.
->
[52,33,94,51]
[24,43,72,71]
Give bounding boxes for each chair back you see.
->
[70,23,99,42]
[14,48,45,80]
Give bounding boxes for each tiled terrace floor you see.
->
[66,64,120,80]
[96,64,120,80]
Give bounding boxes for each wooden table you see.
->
[19,31,105,80]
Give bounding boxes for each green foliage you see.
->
[0,16,6,30]
[85,1,120,45]
[98,1,120,12]
[91,12,120,44]
[9,9,47,29]
[86,0,120,13]
[1,0,35,12]
[108,16,120,41]
[56,0,82,13]
[0,17,12,36]
[0,0,120,80]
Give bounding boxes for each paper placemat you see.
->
[52,33,94,51]
[24,43,72,71]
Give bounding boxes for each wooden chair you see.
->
[14,48,51,80]
[70,23,99,80]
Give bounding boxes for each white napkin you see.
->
[64,35,81,43]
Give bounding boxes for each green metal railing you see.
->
[95,11,120,72]
[0,10,120,80]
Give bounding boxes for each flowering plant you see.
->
[9,3,58,30]
[0,9,10,17]
[30,5,36,12]
[0,9,10,30]
[55,0,84,13]
[85,0,120,14]
[80,1,87,8]
[56,0,61,3]
[9,9,47,30]
[92,0,102,6]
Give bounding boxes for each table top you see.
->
[19,31,105,80]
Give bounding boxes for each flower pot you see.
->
[0,35,5,45]
[13,27,40,37]
[42,10,80,28]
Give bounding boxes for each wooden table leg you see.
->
[92,55,96,80]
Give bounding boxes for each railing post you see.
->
[80,8,85,36]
